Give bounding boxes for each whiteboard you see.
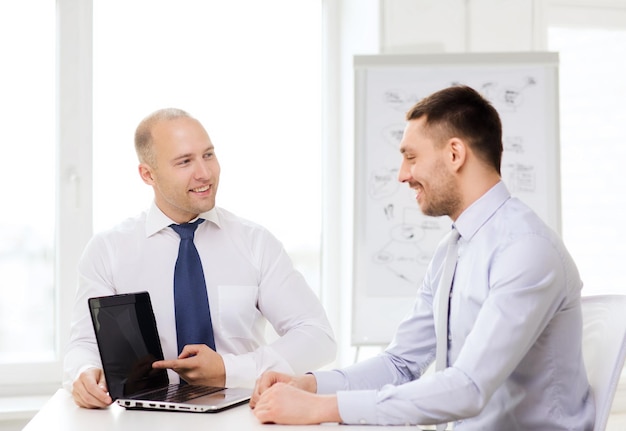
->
[352,52,560,345]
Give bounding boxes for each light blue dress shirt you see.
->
[314,181,594,430]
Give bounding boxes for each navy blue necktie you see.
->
[170,219,216,355]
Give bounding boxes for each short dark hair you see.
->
[405,85,503,174]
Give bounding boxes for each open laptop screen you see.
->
[89,292,169,400]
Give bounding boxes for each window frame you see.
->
[2,0,337,394]
[0,0,92,394]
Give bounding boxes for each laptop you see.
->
[88,291,252,412]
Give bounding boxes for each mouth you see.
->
[190,185,211,193]
[411,184,423,202]
[408,181,421,194]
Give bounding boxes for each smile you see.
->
[412,185,423,201]
[191,185,210,193]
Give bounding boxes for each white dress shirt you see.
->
[314,181,594,430]
[64,202,336,389]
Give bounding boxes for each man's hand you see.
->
[252,382,341,425]
[152,344,226,387]
[71,367,113,409]
[250,371,317,408]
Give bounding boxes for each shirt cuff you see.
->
[63,364,100,392]
[336,390,379,425]
[221,353,257,389]
[312,369,348,394]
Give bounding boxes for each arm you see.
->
[220,229,337,388]
[248,322,439,426]
[153,227,336,389]
[63,234,117,404]
[328,235,570,426]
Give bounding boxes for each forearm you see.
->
[334,367,482,426]
[63,346,102,391]
[314,353,412,395]
[221,326,335,388]
[268,324,336,373]
[64,303,103,389]
[316,394,342,423]
[222,345,294,388]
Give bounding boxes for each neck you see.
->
[452,170,501,221]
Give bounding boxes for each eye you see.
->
[203,152,214,159]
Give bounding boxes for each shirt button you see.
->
[359,419,367,424]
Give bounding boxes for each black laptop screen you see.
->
[88,292,169,400]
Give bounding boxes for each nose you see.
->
[398,159,411,183]
[194,159,212,180]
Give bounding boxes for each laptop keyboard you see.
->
[136,384,224,403]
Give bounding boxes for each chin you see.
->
[198,202,216,213]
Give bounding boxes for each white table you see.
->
[23,389,418,430]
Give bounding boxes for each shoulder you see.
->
[213,206,286,255]
[488,198,577,274]
[497,198,560,244]
[214,207,273,237]
[85,211,148,251]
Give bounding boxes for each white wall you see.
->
[321,0,380,368]
[380,0,535,53]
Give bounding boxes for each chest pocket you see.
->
[217,285,259,339]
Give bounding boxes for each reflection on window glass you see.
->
[93,1,322,292]
[549,28,626,295]
[0,0,56,362]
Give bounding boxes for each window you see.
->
[0,0,322,392]
[92,0,323,291]
[0,0,56,372]
[547,12,626,295]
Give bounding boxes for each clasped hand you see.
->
[250,371,341,425]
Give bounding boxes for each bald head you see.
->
[135,108,195,167]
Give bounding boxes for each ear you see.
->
[138,163,155,186]
[447,137,467,172]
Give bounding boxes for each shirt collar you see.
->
[453,180,510,241]
[144,201,222,238]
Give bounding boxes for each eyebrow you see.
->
[171,145,214,162]
[172,153,193,163]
